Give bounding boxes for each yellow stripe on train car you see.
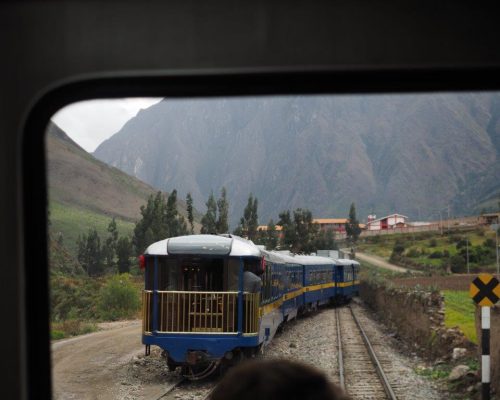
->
[259,280,360,316]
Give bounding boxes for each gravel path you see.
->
[263,303,441,399]
[52,322,181,400]
[349,302,441,400]
[52,302,442,399]
[354,252,418,274]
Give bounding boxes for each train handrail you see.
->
[142,290,259,335]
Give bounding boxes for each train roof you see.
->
[262,250,302,265]
[334,258,360,266]
[292,255,335,265]
[144,234,261,257]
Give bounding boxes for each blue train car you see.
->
[294,255,335,310]
[141,234,359,379]
[334,258,360,301]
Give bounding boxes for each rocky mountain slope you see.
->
[93,94,500,225]
[46,122,201,254]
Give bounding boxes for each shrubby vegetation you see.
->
[49,188,347,340]
[359,227,498,274]
[50,273,141,338]
[97,274,141,320]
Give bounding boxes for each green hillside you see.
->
[49,201,135,256]
[46,122,201,259]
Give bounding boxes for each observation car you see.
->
[140,234,360,379]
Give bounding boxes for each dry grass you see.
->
[390,274,491,291]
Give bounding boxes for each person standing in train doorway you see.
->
[243,269,262,292]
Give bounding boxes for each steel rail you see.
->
[335,308,345,390]
[156,377,186,400]
[203,384,217,400]
[348,306,398,400]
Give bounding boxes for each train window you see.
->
[226,258,240,291]
[45,88,500,398]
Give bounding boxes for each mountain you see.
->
[46,122,201,255]
[93,94,500,226]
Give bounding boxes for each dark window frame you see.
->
[23,67,500,397]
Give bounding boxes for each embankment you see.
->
[360,281,473,359]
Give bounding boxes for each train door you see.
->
[181,258,224,291]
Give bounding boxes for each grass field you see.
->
[357,228,498,273]
[49,201,135,256]
[443,290,477,344]
[387,276,478,343]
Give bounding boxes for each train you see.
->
[140,234,360,379]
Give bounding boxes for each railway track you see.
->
[336,306,397,400]
[155,377,217,400]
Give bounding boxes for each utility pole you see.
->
[466,236,469,274]
[439,211,443,235]
[491,224,500,276]
[496,228,499,276]
[447,204,450,233]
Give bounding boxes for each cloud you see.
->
[51,98,162,152]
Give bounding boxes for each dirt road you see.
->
[51,321,178,400]
[354,251,417,273]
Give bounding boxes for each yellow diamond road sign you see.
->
[470,273,500,307]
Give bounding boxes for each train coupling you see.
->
[186,350,209,365]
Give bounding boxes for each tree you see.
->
[279,210,297,250]
[293,208,319,253]
[345,202,361,244]
[77,228,104,276]
[233,218,246,236]
[164,189,188,237]
[165,189,178,236]
[133,190,188,254]
[216,187,229,233]
[247,195,258,240]
[103,217,118,268]
[278,208,334,253]
[233,194,258,239]
[313,229,337,251]
[201,192,217,234]
[116,236,133,274]
[186,193,194,234]
[133,192,167,254]
[266,219,279,250]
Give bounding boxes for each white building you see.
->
[366,213,409,231]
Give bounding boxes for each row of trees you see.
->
[75,186,362,276]
[133,190,190,252]
[200,188,229,234]
[76,218,133,276]
[196,191,363,253]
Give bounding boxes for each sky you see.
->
[51,98,162,152]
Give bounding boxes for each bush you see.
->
[448,235,460,244]
[406,248,420,258]
[97,273,140,320]
[450,255,466,273]
[369,235,381,244]
[51,319,97,337]
[429,251,443,259]
[50,276,100,321]
[456,238,468,250]
[51,330,65,340]
[429,238,437,247]
[483,238,496,249]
